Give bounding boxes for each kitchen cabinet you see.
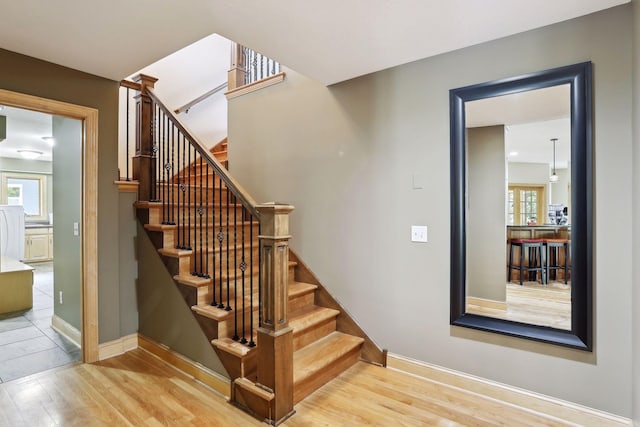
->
[24,226,53,262]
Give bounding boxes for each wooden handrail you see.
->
[120,79,142,91]
[146,87,260,219]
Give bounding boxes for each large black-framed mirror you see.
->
[450,62,592,350]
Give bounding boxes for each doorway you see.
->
[0,88,99,365]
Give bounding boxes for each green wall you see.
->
[0,48,131,343]
[136,223,225,374]
[52,116,82,330]
[229,5,634,418]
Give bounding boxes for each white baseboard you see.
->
[387,353,632,427]
[98,333,139,361]
[51,314,81,348]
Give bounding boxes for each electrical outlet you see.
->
[59,291,63,304]
[411,225,428,243]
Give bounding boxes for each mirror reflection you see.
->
[464,84,572,330]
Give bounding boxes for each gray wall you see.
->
[136,223,225,374]
[466,126,506,301]
[0,48,126,343]
[119,192,138,336]
[52,117,82,330]
[632,1,640,425]
[229,5,634,417]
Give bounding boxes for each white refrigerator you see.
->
[0,205,25,261]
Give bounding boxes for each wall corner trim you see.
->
[387,353,632,426]
[51,314,82,348]
[98,333,139,361]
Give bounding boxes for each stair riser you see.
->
[293,346,361,404]
[293,318,336,351]
[288,292,315,314]
[163,206,247,222]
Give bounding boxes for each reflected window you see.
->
[508,185,545,225]
[1,172,48,221]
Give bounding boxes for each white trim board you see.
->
[98,333,138,361]
[51,314,81,348]
[387,353,632,427]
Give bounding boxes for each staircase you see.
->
[127,75,383,425]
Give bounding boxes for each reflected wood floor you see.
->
[0,348,580,426]
[467,281,571,330]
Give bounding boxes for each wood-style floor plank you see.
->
[0,348,592,426]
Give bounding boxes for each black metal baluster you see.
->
[176,129,180,247]
[225,189,231,311]
[163,111,169,224]
[233,194,239,341]
[178,134,186,249]
[125,88,130,181]
[192,146,199,276]
[150,103,157,202]
[240,207,247,344]
[252,50,257,83]
[218,176,224,309]
[169,123,175,225]
[258,221,262,328]
[248,213,255,347]
[204,162,210,279]
[260,53,264,80]
[186,140,191,250]
[211,169,218,307]
[198,155,204,276]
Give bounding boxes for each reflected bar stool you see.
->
[508,239,547,285]
[544,239,570,284]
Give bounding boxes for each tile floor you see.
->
[0,262,80,383]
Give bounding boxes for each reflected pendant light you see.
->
[549,138,559,183]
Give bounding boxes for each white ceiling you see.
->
[0,0,628,85]
[0,107,53,161]
[466,85,571,168]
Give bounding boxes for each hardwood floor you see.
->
[467,281,571,330]
[0,348,583,426]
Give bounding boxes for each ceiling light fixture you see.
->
[509,151,518,157]
[42,136,55,146]
[549,138,559,183]
[17,149,43,160]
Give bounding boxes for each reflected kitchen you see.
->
[464,85,572,331]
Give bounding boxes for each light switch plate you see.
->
[73,222,79,236]
[411,225,428,242]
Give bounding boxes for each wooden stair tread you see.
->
[288,281,317,298]
[293,332,364,384]
[144,223,177,232]
[174,274,211,287]
[234,378,274,401]
[158,247,193,257]
[212,337,256,357]
[191,304,233,321]
[289,306,339,335]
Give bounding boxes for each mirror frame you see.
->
[450,62,593,351]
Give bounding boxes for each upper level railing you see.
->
[228,42,281,90]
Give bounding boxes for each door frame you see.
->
[0,88,99,362]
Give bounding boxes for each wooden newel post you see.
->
[256,203,295,424]
[131,73,158,201]
[228,42,246,90]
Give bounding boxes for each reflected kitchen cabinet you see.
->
[24,226,53,262]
